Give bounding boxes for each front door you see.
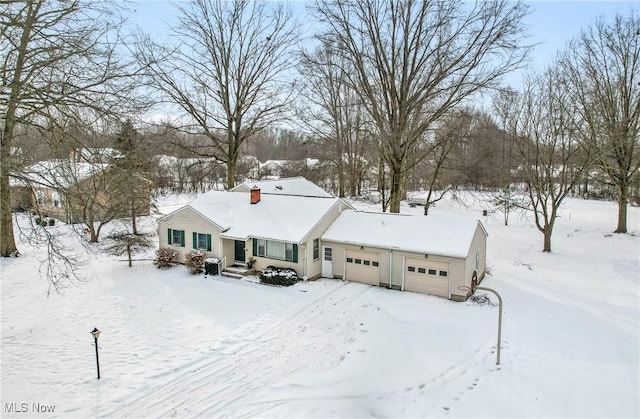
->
[234,240,246,263]
[322,246,333,278]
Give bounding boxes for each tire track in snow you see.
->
[102,281,370,418]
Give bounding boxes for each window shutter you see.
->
[253,238,257,256]
[180,230,185,247]
[193,232,197,249]
[207,234,212,251]
[168,229,172,245]
[292,244,298,263]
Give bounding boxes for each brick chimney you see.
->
[250,186,261,204]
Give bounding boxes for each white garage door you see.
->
[345,250,379,286]
[404,258,449,297]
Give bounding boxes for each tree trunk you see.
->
[543,227,552,252]
[130,202,138,235]
[0,171,18,257]
[127,247,132,267]
[226,158,236,191]
[615,183,628,233]
[389,166,403,213]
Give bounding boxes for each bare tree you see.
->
[1,0,143,258]
[298,39,372,197]
[560,14,640,233]
[312,0,531,212]
[106,232,153,267]
[497,68,591,252]
[138,0,300,190]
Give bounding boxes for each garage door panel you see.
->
[346,250,379,286]
[404,258,449,297]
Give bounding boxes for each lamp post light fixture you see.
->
[90,327,101,379]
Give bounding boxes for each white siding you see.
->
[463,224,488,288]
[158,207,222,263]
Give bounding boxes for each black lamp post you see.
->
[90,327,101,379]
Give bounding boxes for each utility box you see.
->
[204,258,220,275]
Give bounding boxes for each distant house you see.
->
[10,160,151,224]
[160,177,488,301]
[230,176,334,197]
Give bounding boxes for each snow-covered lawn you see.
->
[1,193,638,418]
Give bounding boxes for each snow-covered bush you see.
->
[259,266,299,286]
[185,250,204,275]
[155,247,178,269]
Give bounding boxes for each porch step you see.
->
[224,265,253,276]
[221,271,243,280]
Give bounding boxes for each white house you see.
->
[158,178,488,301]
[158,187,351,280]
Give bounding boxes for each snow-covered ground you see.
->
[1,192,638,418]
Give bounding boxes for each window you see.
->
[439,271,448,277]
[313,239,320,260]
[168,229,185,247]
[475,251,480,271]
[267,240,284,259]
[355,259,362,264]
[52,192,61,208]
[346,257,353,263]
[285,243,294,261]
[36,190,44,205]
[428,269,437,275]
[408,266,416,272]
[254,239,297,262]
[418,267,426,274]
[363,260,370,266]
[324,247,332,261]
[372,261,379,267]
[193,232,211,251]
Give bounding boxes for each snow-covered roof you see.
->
[232,177,333,198]
[164,190,345,243]
[10,160,109,188]
[322,210,486,258]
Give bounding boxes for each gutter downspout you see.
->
[448,261,451,299]
[301,244,307,280]
[401,255,406,290]
[388,249,393,289]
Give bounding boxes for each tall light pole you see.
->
[90,327,101,379]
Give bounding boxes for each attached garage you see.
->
[322,210,488,301]
[404,258,449,298]
[345,249,379,285]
